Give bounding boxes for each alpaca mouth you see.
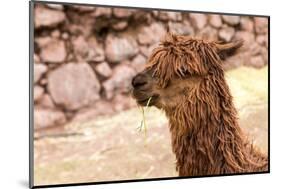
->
[137,95,158,106]
[132,91,159,106]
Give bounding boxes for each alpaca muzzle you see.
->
[131,73,159,106]
[132,73,149,89]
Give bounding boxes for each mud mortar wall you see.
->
[33,3,268,129]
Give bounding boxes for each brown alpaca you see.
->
[131,33,268,176]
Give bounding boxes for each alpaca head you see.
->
[132,33,243,111]
[131,33,268,174]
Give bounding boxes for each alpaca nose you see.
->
[132,74,148,89]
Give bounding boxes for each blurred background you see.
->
[33,2,268,186]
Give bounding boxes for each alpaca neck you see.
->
[166,76,266,176]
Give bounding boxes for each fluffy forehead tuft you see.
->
[145,33,222,87]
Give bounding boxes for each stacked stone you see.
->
[33,4,268,129]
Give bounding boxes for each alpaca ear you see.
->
[215,40,244,60]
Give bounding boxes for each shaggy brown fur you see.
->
[131,33,268,176]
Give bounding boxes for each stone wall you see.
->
[33,3,268,129]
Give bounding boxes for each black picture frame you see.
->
[29,1,270,188]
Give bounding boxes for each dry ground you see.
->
[34,66,268,186]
